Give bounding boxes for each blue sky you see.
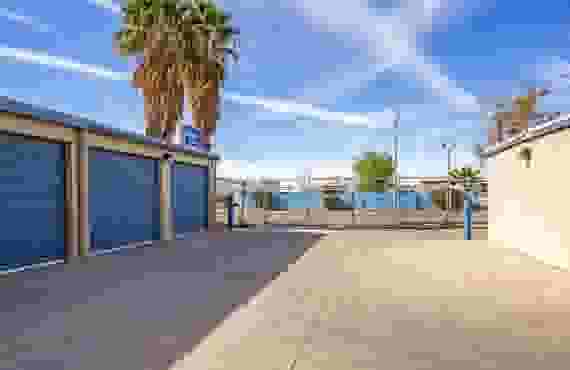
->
[1,0,570,179]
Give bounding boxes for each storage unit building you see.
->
[89,149,161,252]
[171,162,209,235]
[0,133,66,270]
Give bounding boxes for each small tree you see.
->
[448,166,481,190]
[432,167,481,213]
[352,152,395,192]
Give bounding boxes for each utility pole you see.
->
[392,110,400,208]
[442,143,455,172]
[442,143,456,211]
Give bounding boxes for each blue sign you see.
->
[183,126,210,152]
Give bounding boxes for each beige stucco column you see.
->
[77,129,90,256]
[160,157,174,241]
[64,132,80,259]
[207,158,217,228]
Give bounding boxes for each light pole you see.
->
[442,143,456,211]
[392,110,400,208]
[442,143,456,172]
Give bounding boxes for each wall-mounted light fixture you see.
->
[518,146,532,168]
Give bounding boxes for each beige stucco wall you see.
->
[487,128,570,269]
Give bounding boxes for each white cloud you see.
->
[0,46,395,129]
[86,0,480,128]
[224,92,396,128]
[217,152,484,181]
[230,60,397,130]
[0,8,52,32]
[525,56,570,114]
[399,0,455,33]
[296,61,396,104]
[0,46,129,80]
[289,0,479,112]
[217,158,355,180]
[534,56,570,90]
[86,0,121,14]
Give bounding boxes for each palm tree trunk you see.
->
[198,78,220,147]
[497,119,503,142]
[182,65,211,148]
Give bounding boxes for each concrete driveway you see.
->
[2,229,570,369]
[174,231,570,369]
[0,231,322,370]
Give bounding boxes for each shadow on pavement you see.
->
[0,231,323,370]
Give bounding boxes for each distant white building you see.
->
[215,175,488,195]
[216,177,242,196]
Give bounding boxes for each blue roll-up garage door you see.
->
[171,163,208,235]
[89,149,160,251]
[0,134,66,270]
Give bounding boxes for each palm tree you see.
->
[178,0,239,145]
[511,87,549,132]
[114,0,186,142]
[448,166,481,191]
[114,0,239,145]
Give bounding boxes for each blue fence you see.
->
[353,191,428,209]
[240,191,438,209]
[270,191,321,209]
[239,190,483,210]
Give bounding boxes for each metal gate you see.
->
[89,149,160,251]
[0,134,66,270]
[171,163,208,235]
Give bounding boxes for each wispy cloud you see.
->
[88,0,479,124]
[289,0,480,112]
[245,0,480,131]
[0,47,129,80]
[0,7,52,32]
[224,92,396,128]
[296,61,396,104]
[399,0,456,34]
[0,46,393,128]
[217,150,481,180]
[86,0,121,14]
[534,56,570,89]
[217,158,357,179]
[523,56,570,114]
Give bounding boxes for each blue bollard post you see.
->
[464,191,472,240]
[240,189,246,210]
